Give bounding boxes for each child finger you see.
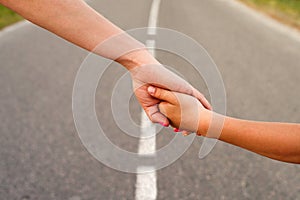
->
[148,86,178,104]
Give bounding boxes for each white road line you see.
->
[135,112,157,200]
[1,1,160,199]
[146,39,156,57]
[220,0,300,43]
[135,0,161,200]
[147,0,161,35]
[138,110,157,155]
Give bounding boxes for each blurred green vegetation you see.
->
[0,5,23,30]
[0,1,300,30]
[240,0,300,28]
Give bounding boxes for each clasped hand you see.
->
[129,63,211,132]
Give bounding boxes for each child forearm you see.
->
[202,111,300,164]
[146,86,299,164]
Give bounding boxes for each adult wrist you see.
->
[116,49,160,70]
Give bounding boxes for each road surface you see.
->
[0,0,299,199]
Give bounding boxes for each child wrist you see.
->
[197,110,213,137]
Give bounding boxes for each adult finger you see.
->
[192,87,212,110]
[145,104,169,126]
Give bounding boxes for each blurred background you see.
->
[0,0,299,199]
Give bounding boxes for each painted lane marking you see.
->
[135,0,161,200]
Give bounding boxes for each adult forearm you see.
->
[202,112,300,163]
[1,0,156,69]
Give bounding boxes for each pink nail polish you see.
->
[174,128,180,132]
[159,122,168,127]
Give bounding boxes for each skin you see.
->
[148,86,300,164]
[0,0,211,127]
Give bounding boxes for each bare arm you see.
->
[148,86,300,164]
[0,0,154,69]
[196,111,300,164]
[215,116,300,164]
[0,0,211,124]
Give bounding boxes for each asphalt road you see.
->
[0,0,299,199]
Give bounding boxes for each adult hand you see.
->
[1,0,210,128]
[129,63,211,126]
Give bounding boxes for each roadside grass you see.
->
[239,0,300,30]
[1,1,300,31]
[0,5,23,30]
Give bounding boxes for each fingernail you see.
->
[148,86,155,95]
[159,122,168,127]
[174,128,180,132]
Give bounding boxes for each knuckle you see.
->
[155,88,162,97]
[158,102,168,113]
[158,102,167,109]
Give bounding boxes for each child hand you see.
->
[147,86,210,135]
